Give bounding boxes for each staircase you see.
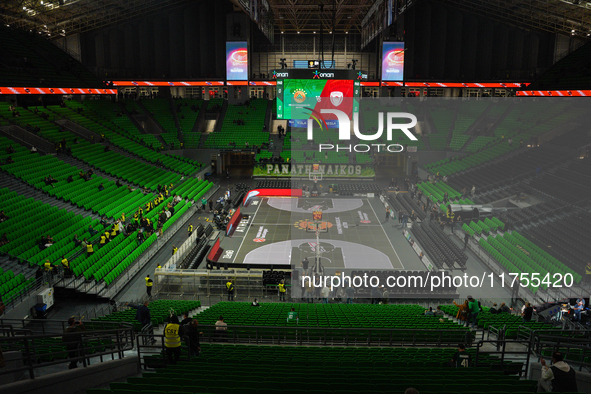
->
[212,100,228,134]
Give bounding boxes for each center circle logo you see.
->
[253,238,265,242]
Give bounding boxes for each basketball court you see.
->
[217,196,404,270]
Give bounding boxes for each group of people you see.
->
[452,296,481,329]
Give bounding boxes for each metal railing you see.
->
[0,325,135,380]
[136,324,475,348]
[473,338,533,377]
[0,318,132,336]
[532,335,591,372]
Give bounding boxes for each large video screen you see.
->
[381,41,404,81]
[226,41,248,81]
[277,79,356,121]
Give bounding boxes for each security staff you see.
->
[100,233,107,247]
[172,246,178,255]
[163,315,182,365]
[145,275,153,297]
[61,256,69,270]
[120,212,126,223]
[43,259,53,272]
[86,242,94,257]
[110,226,117,238]
[278,279,286,301]
[188,224,194,236]
[226,279,235,301]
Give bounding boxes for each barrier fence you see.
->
[0,324,135,380]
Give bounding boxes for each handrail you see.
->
[533,335,591,372]
[473,338,533,378]
[0,325,135,379]
[137,323,475,348]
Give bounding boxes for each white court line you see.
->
[367,198,405,270]
[231,197,262,263]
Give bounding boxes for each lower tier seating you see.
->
[92,344,538,394]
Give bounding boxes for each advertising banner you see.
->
[381,41,404,81]
[226,41,248,81]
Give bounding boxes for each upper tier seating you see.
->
[204,99,269,149]
[0,135,152,218]
[426,102,586,176]
[141,99,177,134]
[48,100,201,175]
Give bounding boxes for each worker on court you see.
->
[145,275,153,297]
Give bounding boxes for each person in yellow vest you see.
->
[43,259,53,272]
[104,230,110,243]
[156,264,162,270]
[145,275,153,297]
[120,212,126,223]
[86,242,94,257]
[188,224,193,237]
[586,262,591,284]
[165,189,169,197]
[110,226,117,238]
[278,279,286,301]
[172,245,178,256]
[226,279,235,301]
[163,315,182,365]
[114,221,120,234]
[61,255,70,275]
[99,233,107,247]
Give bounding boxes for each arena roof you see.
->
[438,0,591,38]
[2,0,591,38]
[267,0,376,34]
[0,0,194,37]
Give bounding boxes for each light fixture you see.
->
[281,31,284,34]
[329,31,332,34]
[345,31,348,34]
[297,31,300,34]
[41,0,44,4]
[23,6,27,9]
[313,31,316,34]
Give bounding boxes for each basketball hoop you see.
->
[309,163,323,183]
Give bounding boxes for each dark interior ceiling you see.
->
[267,0,376,34]
[1,0,591,39]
